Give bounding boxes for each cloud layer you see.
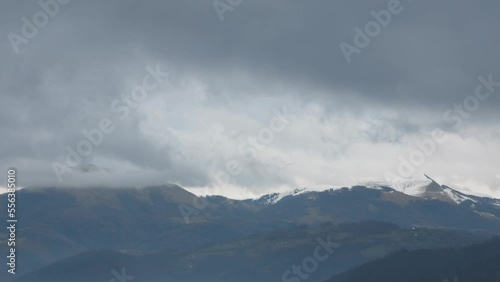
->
[1,0,499,198]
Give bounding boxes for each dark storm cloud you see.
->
[31,0,499,110]
[0,0,499,195]
[2,0,499,122]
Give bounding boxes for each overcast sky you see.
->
[1,0,499,198]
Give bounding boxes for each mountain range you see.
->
[1,175,499,282]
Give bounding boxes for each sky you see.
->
[0,0,499,199]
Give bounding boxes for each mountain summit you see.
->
[252,174,494,206]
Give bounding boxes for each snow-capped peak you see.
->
[361,175,479,204]
[254,185,346,205]
[252,175,488,205]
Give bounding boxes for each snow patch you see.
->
[442,187,478,204]
[256,185,345,204]
[252,175,496,206]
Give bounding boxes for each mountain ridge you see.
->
[3,178,500,281]
[248,174,500,207]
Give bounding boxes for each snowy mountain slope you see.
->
[251,174,500,207]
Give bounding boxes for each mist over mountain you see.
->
[2,1,500,281]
